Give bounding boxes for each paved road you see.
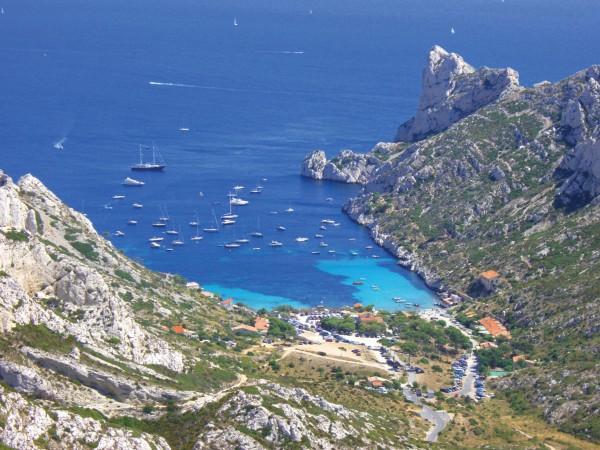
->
[403,387,452,442]
[460,353,477,398]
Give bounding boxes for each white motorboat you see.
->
[123,177,145,186]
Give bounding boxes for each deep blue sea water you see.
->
[1,0,598,310]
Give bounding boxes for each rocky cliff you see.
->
[395,46,521,142]
[301,47,600,441]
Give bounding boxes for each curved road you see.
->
[403,387,452,442]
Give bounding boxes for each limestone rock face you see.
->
[555,138,600,207]
[301,149,381,184]
[300,150,327,179]
[395,45,520,142]
[0,385,171,450]
[0,171,185,373]
[560,67,600,145]
[193,383,379,450]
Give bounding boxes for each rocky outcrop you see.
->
[555,138,600,207]
[6,347,194,404]
[0,172,185,373]
[301,149,382,184]
[560,66,600,145]
[0,385,170,450]
[193,382,404,450]
[395,45,520,142]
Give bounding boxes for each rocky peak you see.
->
[395,45,521,142]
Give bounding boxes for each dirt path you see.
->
[286,348,394,373]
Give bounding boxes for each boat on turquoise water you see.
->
[251,231,263,237]
[321,219,335,224]
[150,242,161,248]
[319,242,328,247]
[236,238,250,244]
[393,297,405,303]
[349,251,358,256]
[319,225,326,230]
[115,231,125,236]
[126,220,137,225]
[152,222,166,228]
[295,237,309,242]
[268,240,283,247]
[112,195,125,200]
[131,144,165,171]
[315,234,323,238]
[277,226,286,231]
[132,203,143,208]
[166,229,178,235]
[224,242,241,248]
[353,281,364,285]
[149,237,164,242]
[221,219,236,226]
[311,251,320,254]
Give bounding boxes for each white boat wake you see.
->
[148,81,241,92]
[254,50,305,55]
[53,137,67,150]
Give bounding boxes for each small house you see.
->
[220,298,234,311]
[479,316,512,339]
[185,281,200,290]
[479,270,500,291]
[254,317,269,333]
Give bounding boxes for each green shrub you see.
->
[3,229,29,242]
[115,269,134,282]
[70,241,98,261]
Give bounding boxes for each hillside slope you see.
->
[0,170,425,449]
[302,46,600,441]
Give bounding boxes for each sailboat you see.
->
[203,209,219,233]
[450,27,455,35]
[131,144,165,171]
[233,18,238,26]
[191,214,203,241]
[251,217,263,237]
[221,197,237,225]
[172,226,184,246]
[286,201,294,212]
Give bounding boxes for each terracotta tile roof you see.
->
[358,313,384,324]
[254,317,269,331]
[160,325,169,331]
[480,270,500,280]
[479,341,498,349]
[221,298,233,305]
[479,316,512,339]
[370,380,385,387]
[353,303,363,308]
[171,325,185,334]
[513,354,526,363]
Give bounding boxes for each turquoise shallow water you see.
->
[203,255,436,311]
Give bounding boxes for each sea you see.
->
[1,0,598,311]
